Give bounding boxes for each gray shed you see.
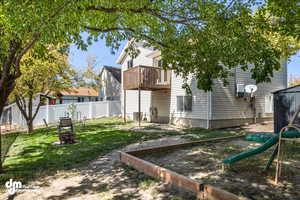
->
[273,85,300,133]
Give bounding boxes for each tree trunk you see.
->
[0,89,8,172]
[0,37,39,171]
[26,120,34,133]
[0,81,15,120]
[27,94,33,133]
[0,78,17,172]
[15,94,42,134]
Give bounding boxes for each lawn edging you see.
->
[119,135,244,200]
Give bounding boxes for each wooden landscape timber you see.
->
[119,135,244,200]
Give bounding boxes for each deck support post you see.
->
[123,90,126,123]
[138,66,141,127]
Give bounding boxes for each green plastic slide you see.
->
[245,132,275,143]
[222,130,300,164]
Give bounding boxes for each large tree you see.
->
[75,53,102,88]
[1,0,300,119]
[84,0,300,90]
[0,0,79,121]
[10,45,74,133]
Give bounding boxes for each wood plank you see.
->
[119,151,202,193]
[202,185,240,200]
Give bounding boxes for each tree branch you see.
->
[32,99,42,121]
[85,26,169,48]
[15,96,29,121]
[85,26,133,33]
[0,40,21,88]
[14,33,41,78]
[224,0,236,11]
[87,6,201,25]
[48,0,74,20]
[14,0,75,79]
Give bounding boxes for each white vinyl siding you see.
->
[211,62,287,120]
[169,72,209,119]
[265,95,274,113]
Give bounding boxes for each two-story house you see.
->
[117,41,287,128]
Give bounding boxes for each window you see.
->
[177,96,184,112]
[127,59,133,68]
[265,95,273,113]
[158,60,162,68]
[77,97,85,102]
[184,96,192,111]
[163,70,168,82]
[177,96,192,112]
[154,59,168,83]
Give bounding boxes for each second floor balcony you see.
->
[123,65,171,91]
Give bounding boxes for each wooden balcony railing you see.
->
[123,65,171,90]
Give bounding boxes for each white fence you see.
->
[2,101,121,128]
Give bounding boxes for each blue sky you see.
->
[69,38,300,76]
[68,34,126,72]
[288,53,300,76]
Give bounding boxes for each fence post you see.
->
[46,104,49,123]
[89,102,93,119]
[107,101,110,117]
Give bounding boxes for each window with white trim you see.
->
[177,96,192,112]
[265,94,273,113]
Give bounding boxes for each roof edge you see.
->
[146,50,161,58]
[116,40,134,64]
[273,84,300,94]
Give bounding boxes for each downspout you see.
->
[207,91,212,129]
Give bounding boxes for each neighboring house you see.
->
[54,87,98,104]
[117,41,288,129]
[99,66,121,101]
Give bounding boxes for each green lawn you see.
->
[0,118,242,186]
[0,118,159,185]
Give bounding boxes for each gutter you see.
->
[207,91,212,129]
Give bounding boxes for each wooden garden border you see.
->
[119,135,244,200]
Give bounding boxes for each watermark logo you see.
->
[5,179,22,195]
[5,179,39,195]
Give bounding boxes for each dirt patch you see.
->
[140,139,300,200]
[228,121,274,133]
[119,122,184,134]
